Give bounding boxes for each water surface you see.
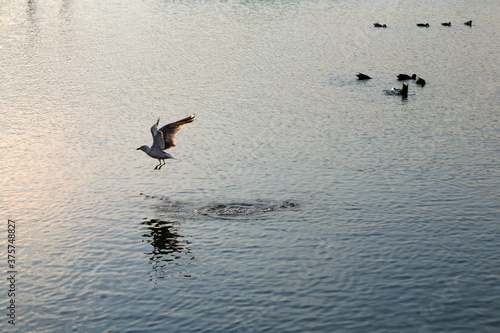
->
[1,0,499,332]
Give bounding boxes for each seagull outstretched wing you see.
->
[159,114,195,150]
[150,119,166,151]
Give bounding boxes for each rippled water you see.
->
[1,0,499,332]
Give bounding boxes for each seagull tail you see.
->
[163,152,179,161]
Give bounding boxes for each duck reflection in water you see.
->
[141,218,193,278]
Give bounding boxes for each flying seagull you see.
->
[137,114,195,170]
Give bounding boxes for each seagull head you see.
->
[137,145,149,153]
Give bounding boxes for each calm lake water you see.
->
[1,0,499,332]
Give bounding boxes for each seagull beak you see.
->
[136,147,141,150]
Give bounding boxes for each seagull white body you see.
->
[137,114,195,170]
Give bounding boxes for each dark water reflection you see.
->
[141,218,194,279]
[140,195,301,280]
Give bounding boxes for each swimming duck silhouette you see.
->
[397,74,416,81]
[415,77,426,86]
[356,73,371,80]
[441,22,451,26]
[416,23,430,27]
[373,23,387,28]
[464,20,472,26]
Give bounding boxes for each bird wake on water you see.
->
[137,115,195,170]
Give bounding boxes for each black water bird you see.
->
[464,20,472,26]
[373,23,387,28]
[401,83,409,98]
[416,23,430,27]
[397,74,417,81]
[356,73,371,80]
[441,22,451,26]
[415,77,426,86]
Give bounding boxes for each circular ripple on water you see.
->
[194,200,299,220]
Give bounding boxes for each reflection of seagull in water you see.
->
[137,115,195,170]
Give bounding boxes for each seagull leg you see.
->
[158,159,165,170]
[154,159,162,170]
